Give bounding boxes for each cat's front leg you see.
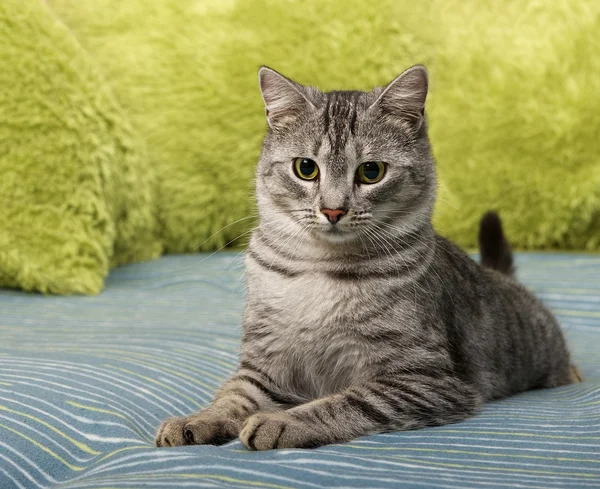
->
[155,367,290,447]
[240,374,482,450]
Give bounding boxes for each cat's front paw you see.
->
[240,412,326,450]
[155,412,241,447]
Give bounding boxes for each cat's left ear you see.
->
[369,65,428,129]
[258,66,315,130]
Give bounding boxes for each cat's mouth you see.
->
[314,223,357,243]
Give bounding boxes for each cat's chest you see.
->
[253,271,365,328]
[243,271,383,399]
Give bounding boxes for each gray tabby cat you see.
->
[155,65,582,450]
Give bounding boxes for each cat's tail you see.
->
[478,211,515,276]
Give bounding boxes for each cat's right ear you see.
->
[258,67,314,130]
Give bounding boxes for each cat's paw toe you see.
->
[155,417,189,447]
[155,415,236,447]
[240,413,287,450]
[241,413,319,450]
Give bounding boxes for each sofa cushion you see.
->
[0,253,598,488]
[0,0,161,295]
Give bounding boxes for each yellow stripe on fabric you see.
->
[550,288,600,294]
[65,401,131,421]
[172,349,237,369]
[99,352,220,385]
[0,405,100,455]
[94,445,149,463]
[64,401,152,443]
[580,400,600,407]
[387,455,598,478]
[0,422,84,470]
[33,350,214,395]
[432,429,600,439]
[483,413,600,420]
[519,258,600,269]
[94,349,224,381]
[33,349,217,390]
[505,384,597,400]
[538,287,600,294]
[51,347,225,382]
[88,473,294,489]
[554,309,600,318]
[504,386,598,401]
[344,445,600,464]
[0,382,13,386]
[102,366,201,407]
[177,473,295,488]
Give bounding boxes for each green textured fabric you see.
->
[2,0,599,295]
[50,0,600,252]
[0,0,161,294]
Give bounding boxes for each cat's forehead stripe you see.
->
[312,134,323,156]
[349,92,360,136]
[322,96,331,135]
[323,91,360,155]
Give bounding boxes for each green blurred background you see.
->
[1,0,599,293]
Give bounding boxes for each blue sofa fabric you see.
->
[0,253,599,488]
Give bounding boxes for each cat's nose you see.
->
[321,208,347,224]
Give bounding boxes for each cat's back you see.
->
[433,235,572,397]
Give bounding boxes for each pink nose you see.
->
[321,208,346,224]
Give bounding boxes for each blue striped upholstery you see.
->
[1,253,599,489]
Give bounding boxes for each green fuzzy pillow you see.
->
[0,0,161,294]
[51,0,600,253]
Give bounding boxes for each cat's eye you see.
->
[356,161,386,184]
[293,158,319,180]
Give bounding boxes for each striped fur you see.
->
[155,65,577,450]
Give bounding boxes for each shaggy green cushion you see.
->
[0,0,161,294]
[50,0,600,253]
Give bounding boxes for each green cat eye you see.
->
[293,157,319,180]
[356,161,386,184]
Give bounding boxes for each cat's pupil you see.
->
[300,159,316,176]
[363,162,380,180]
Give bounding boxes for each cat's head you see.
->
[255,65,436,247]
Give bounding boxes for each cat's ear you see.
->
[369,65,428,129]
[258,66,315,130]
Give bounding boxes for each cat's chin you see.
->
[313,228,359,245]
